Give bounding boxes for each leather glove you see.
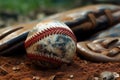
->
[77,37,120,62]
[0,22,38,55]
[90,23,120,39]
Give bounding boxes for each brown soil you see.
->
[0,52,120,80]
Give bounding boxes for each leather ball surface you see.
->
[25,21,77,68]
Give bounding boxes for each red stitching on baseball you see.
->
[27,53,64,64]
[25,27,76,48]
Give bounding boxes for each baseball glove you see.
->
[1,4,120,56]
[90,23,120,39]
[77,37,120,62]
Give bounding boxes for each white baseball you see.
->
[25,21,76,68]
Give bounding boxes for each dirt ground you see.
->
[0,52,120,80]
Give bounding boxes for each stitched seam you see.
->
[27,53,63,64]
[25,27,76,48]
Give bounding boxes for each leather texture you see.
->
[90,23,120,39]
[1,4,120,57]
[77,37,120,62]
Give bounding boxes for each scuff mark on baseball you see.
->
[25,21,77,68]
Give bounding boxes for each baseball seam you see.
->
[27,53,63,64]
[25,27,76,48]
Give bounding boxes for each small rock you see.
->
[94,77,99,80]
[69,75,74,79]
[99,71,119,80]
[12,66,20,71]
[113,72,120,78]
[32,76,40,80]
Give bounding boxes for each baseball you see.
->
[25,21,77,68]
